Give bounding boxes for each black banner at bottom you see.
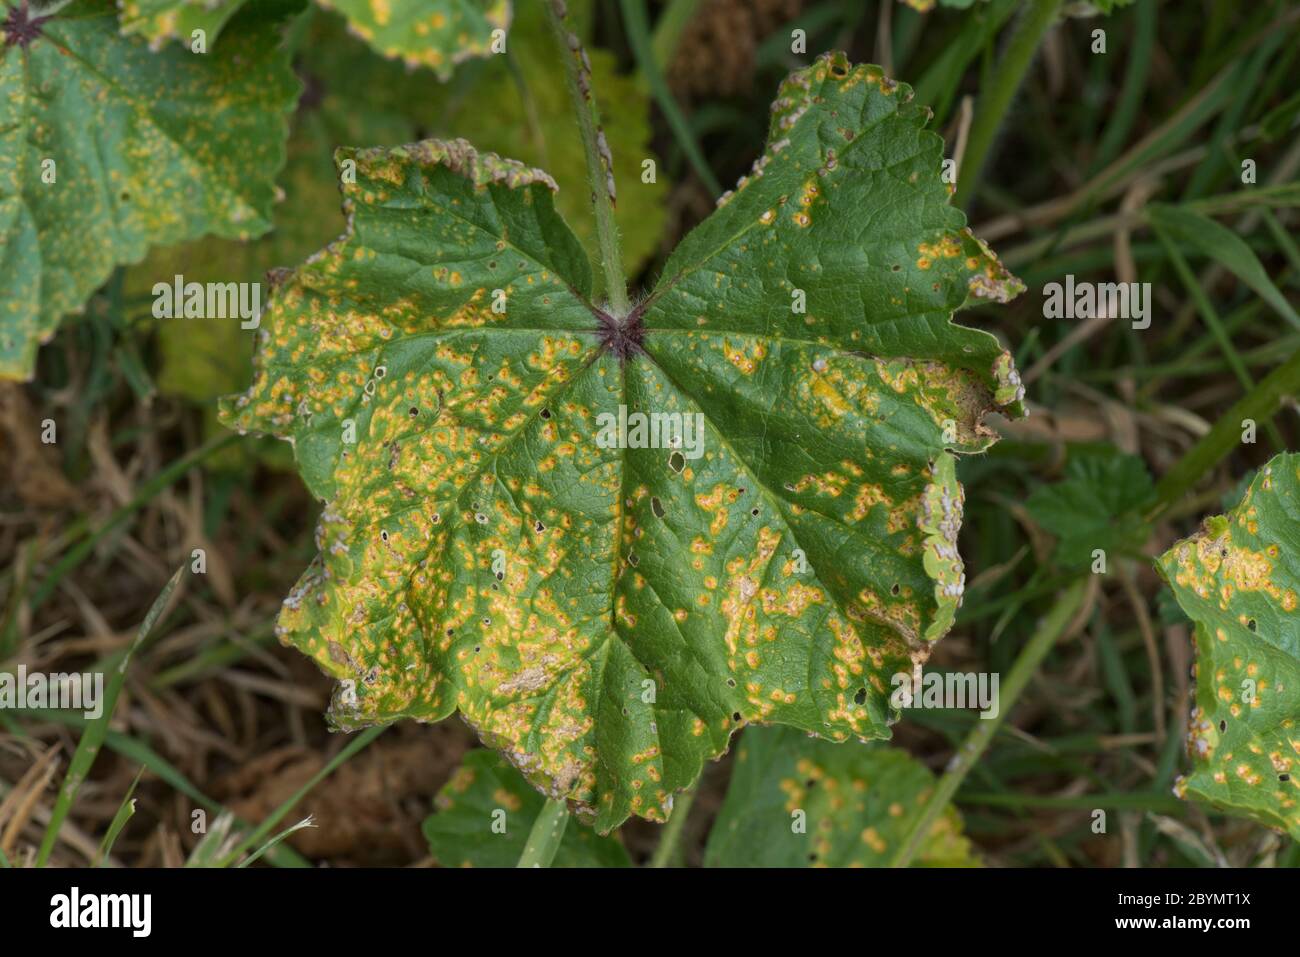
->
[0,865,1279,942]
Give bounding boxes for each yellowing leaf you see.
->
[222,54,1024,832]
[0,0,299,379]
[317,0,509,78]
[1157,452,1300,840]
[119,0,511,79]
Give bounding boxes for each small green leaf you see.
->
[1148,203,1300,333]
[222,54,1024,832]
[1156,452,1300,840]
[423,749,631,867]
[705,726,978,867]
[1025,445,1155,568]
[0,0,299,380]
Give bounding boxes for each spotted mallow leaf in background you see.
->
[220,52,1025,832]
[423,749,630,867]
[316,0,509,78]
[0,0,299,380]
[127,28,421,417]
[117,0,248,49]
[705,726,977,866]
[116,0,510,79]
[1157,452,1300,840]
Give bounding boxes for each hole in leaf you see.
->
[1219,720,1227,733]
[890,583,900,596]
[540,408,551,419]
[854,687,867,705]
[669,451,685,473]
[1248,619,1257,632]
[651,496,665,518]
[732,711,742,722]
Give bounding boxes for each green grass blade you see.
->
[620,0,722,198]
[1090,0,1156,172]
[13,709,310,867]
[1149,349,1300,514]
[954,0,1064,209]
[35,564,185,866]
[237,816,316,868]
[93,767,143,866]
[1149,203,1300,331]
[914,0,1018,125]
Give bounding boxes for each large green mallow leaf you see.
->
[0,0,299,379]
[1157,452,1300,840]
[221,53,1025,831]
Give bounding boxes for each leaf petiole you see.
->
[516,797,570,868]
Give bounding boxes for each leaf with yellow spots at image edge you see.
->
[1156,452,1300,840]
[705,726,978,867]
[422,748,631,866]
[0,0,300,381]
[220,52,1025,833]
